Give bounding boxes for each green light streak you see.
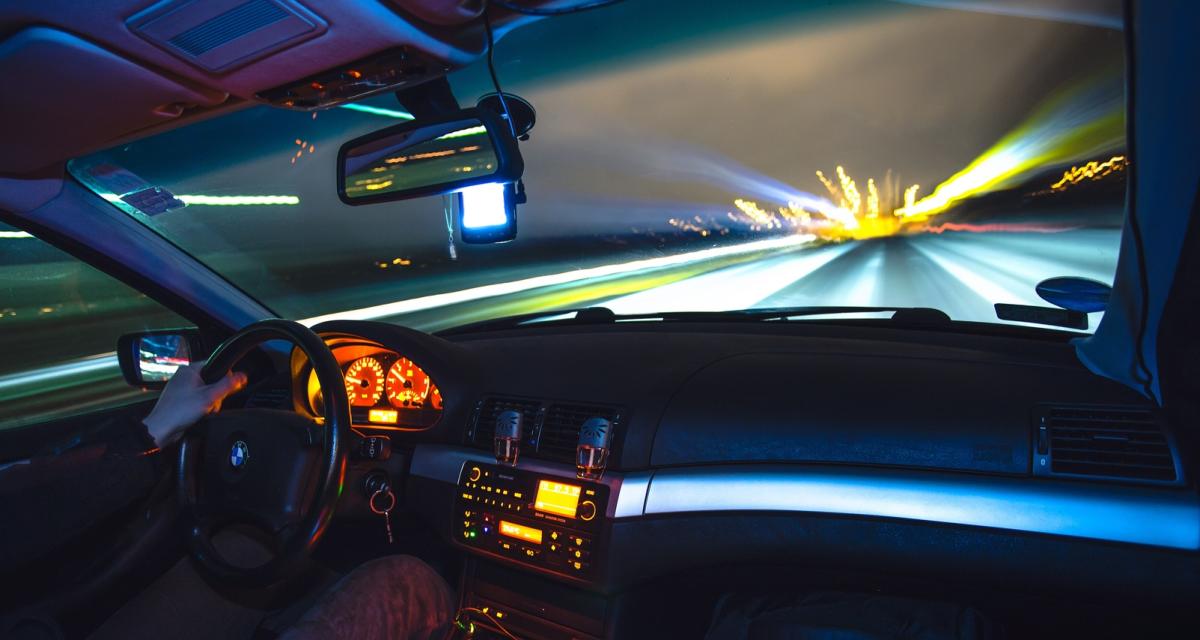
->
[436,125,489,141]
[178,195,300,206]
[101,193,299,206]
[338,104,415,120]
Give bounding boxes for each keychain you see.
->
[369,483,396,544]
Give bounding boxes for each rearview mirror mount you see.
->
[336,107,524,205]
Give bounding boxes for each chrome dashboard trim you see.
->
[411,446,1200,549]
[644,465,1200,550]
[612,472,651,519]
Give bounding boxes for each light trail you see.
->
[3,231,1119,406]
[600,242,854,314]
[299,234,816,325]
[1047,154,1127,192]
[895,75,1124,218]
[177,195,300,206]
[924,222,1079,234]
[0,353,119,393]
[2,236,813,393]
[100,193,300,206]
[337,104,415,120]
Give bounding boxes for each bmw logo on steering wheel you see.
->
[230,440,249,469]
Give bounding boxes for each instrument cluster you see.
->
[306,348,444,429]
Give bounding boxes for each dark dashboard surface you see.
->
[421,321,1150,473]
[296,319,1196,601]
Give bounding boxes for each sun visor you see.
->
[0,27,227,175]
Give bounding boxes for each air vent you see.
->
[469,396,542,448]
[468,397,624,464]
[537,403,622,463]
[128,0,327,73]
[1037,406,1176,482]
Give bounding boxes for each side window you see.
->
[0,222,188,430]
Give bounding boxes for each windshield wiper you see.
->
[439,305,953,335]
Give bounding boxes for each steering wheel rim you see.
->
[177,319,349,587]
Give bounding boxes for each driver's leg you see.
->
[281,555,454,640]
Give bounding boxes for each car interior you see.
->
[2,0,1200,639]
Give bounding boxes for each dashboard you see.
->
[282,319,1200,615]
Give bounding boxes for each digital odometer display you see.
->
[534,480,582,518]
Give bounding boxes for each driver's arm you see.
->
[0,366,246,570]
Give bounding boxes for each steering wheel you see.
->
[176,319,349,587]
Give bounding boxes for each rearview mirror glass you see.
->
[337,108,523,205]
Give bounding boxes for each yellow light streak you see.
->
[836,166,862,217]
[1049,155,1127,191]
[903,185,920,211]
[895,76,1124,218]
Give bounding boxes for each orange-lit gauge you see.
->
[386,357,433,408]
[344,357,384,407]
[429,386,444,411]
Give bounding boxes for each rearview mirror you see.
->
[117,329,205,389]
[337,108,523,205]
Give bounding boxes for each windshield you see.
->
[70,0,1127,333]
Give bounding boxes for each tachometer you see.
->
[386,357,433,408]
[344,357,385,407]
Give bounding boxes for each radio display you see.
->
[498,520,543,544]
[535,480,582,518]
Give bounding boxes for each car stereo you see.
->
[455,462,608,578]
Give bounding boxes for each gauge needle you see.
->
[345,376,362,384]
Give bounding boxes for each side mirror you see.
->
[337,107,523,205]
[117,329,206,389]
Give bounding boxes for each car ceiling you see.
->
[0,0,545,176]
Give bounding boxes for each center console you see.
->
[455,462,609,580]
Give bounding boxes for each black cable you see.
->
[482,8,518,140]
[492,0,625,16]
[1121,0,1155,401]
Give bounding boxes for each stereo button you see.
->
[579,500,597,521]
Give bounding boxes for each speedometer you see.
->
[386,357,432,408]
[344,357,385,406]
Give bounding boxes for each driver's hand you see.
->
[142,364,248,447]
